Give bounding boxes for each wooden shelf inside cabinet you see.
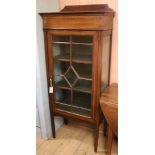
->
[56,98,71,106]
[72,55,92,64]
[55,102,71,112]
[55,79,92,94]
[56,101,92,117]
[54,80,70,90]
[73,80,92,94]
[56,102,91,112]
[53,41,93,46]
[72,108,91,117]
[54,55,70,62]
[54,54,92,64]
[55,102,91,117]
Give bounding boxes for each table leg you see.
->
[107,126,113,155]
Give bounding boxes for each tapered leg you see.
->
[94,123,99,152]
[107,126,113,155]
[51,114,56,138]
[103,117,107,136]
[64,118,68,125]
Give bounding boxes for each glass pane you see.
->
[73,80,92,94]
[72,63,92,79]
[72,90,91,117]
[73,92,91,109]
[55,88,71,104]
[52,35,70,42]
[51,34,94,118]
[56,103,71,112]
[54,61,69,75]
[54,76,70,89]
[53,44,70,61]
[72,45,92,63]
[55,88,71,112]
[72,36,92,43]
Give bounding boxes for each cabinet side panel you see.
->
[101,35,111,91]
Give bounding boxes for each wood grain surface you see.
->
[36,122,118,155]
[100,83,118,135]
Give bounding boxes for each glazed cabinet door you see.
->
[47,30,98,121]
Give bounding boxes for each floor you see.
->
[36,122,118,155]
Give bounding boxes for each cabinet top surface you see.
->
[39,4,115,17]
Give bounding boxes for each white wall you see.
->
[36,0,63,139]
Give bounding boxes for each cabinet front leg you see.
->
[64,118,68,125]
[94,123,99,152]
[51,114,56,138]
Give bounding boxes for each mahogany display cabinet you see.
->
[39,4,115,152]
